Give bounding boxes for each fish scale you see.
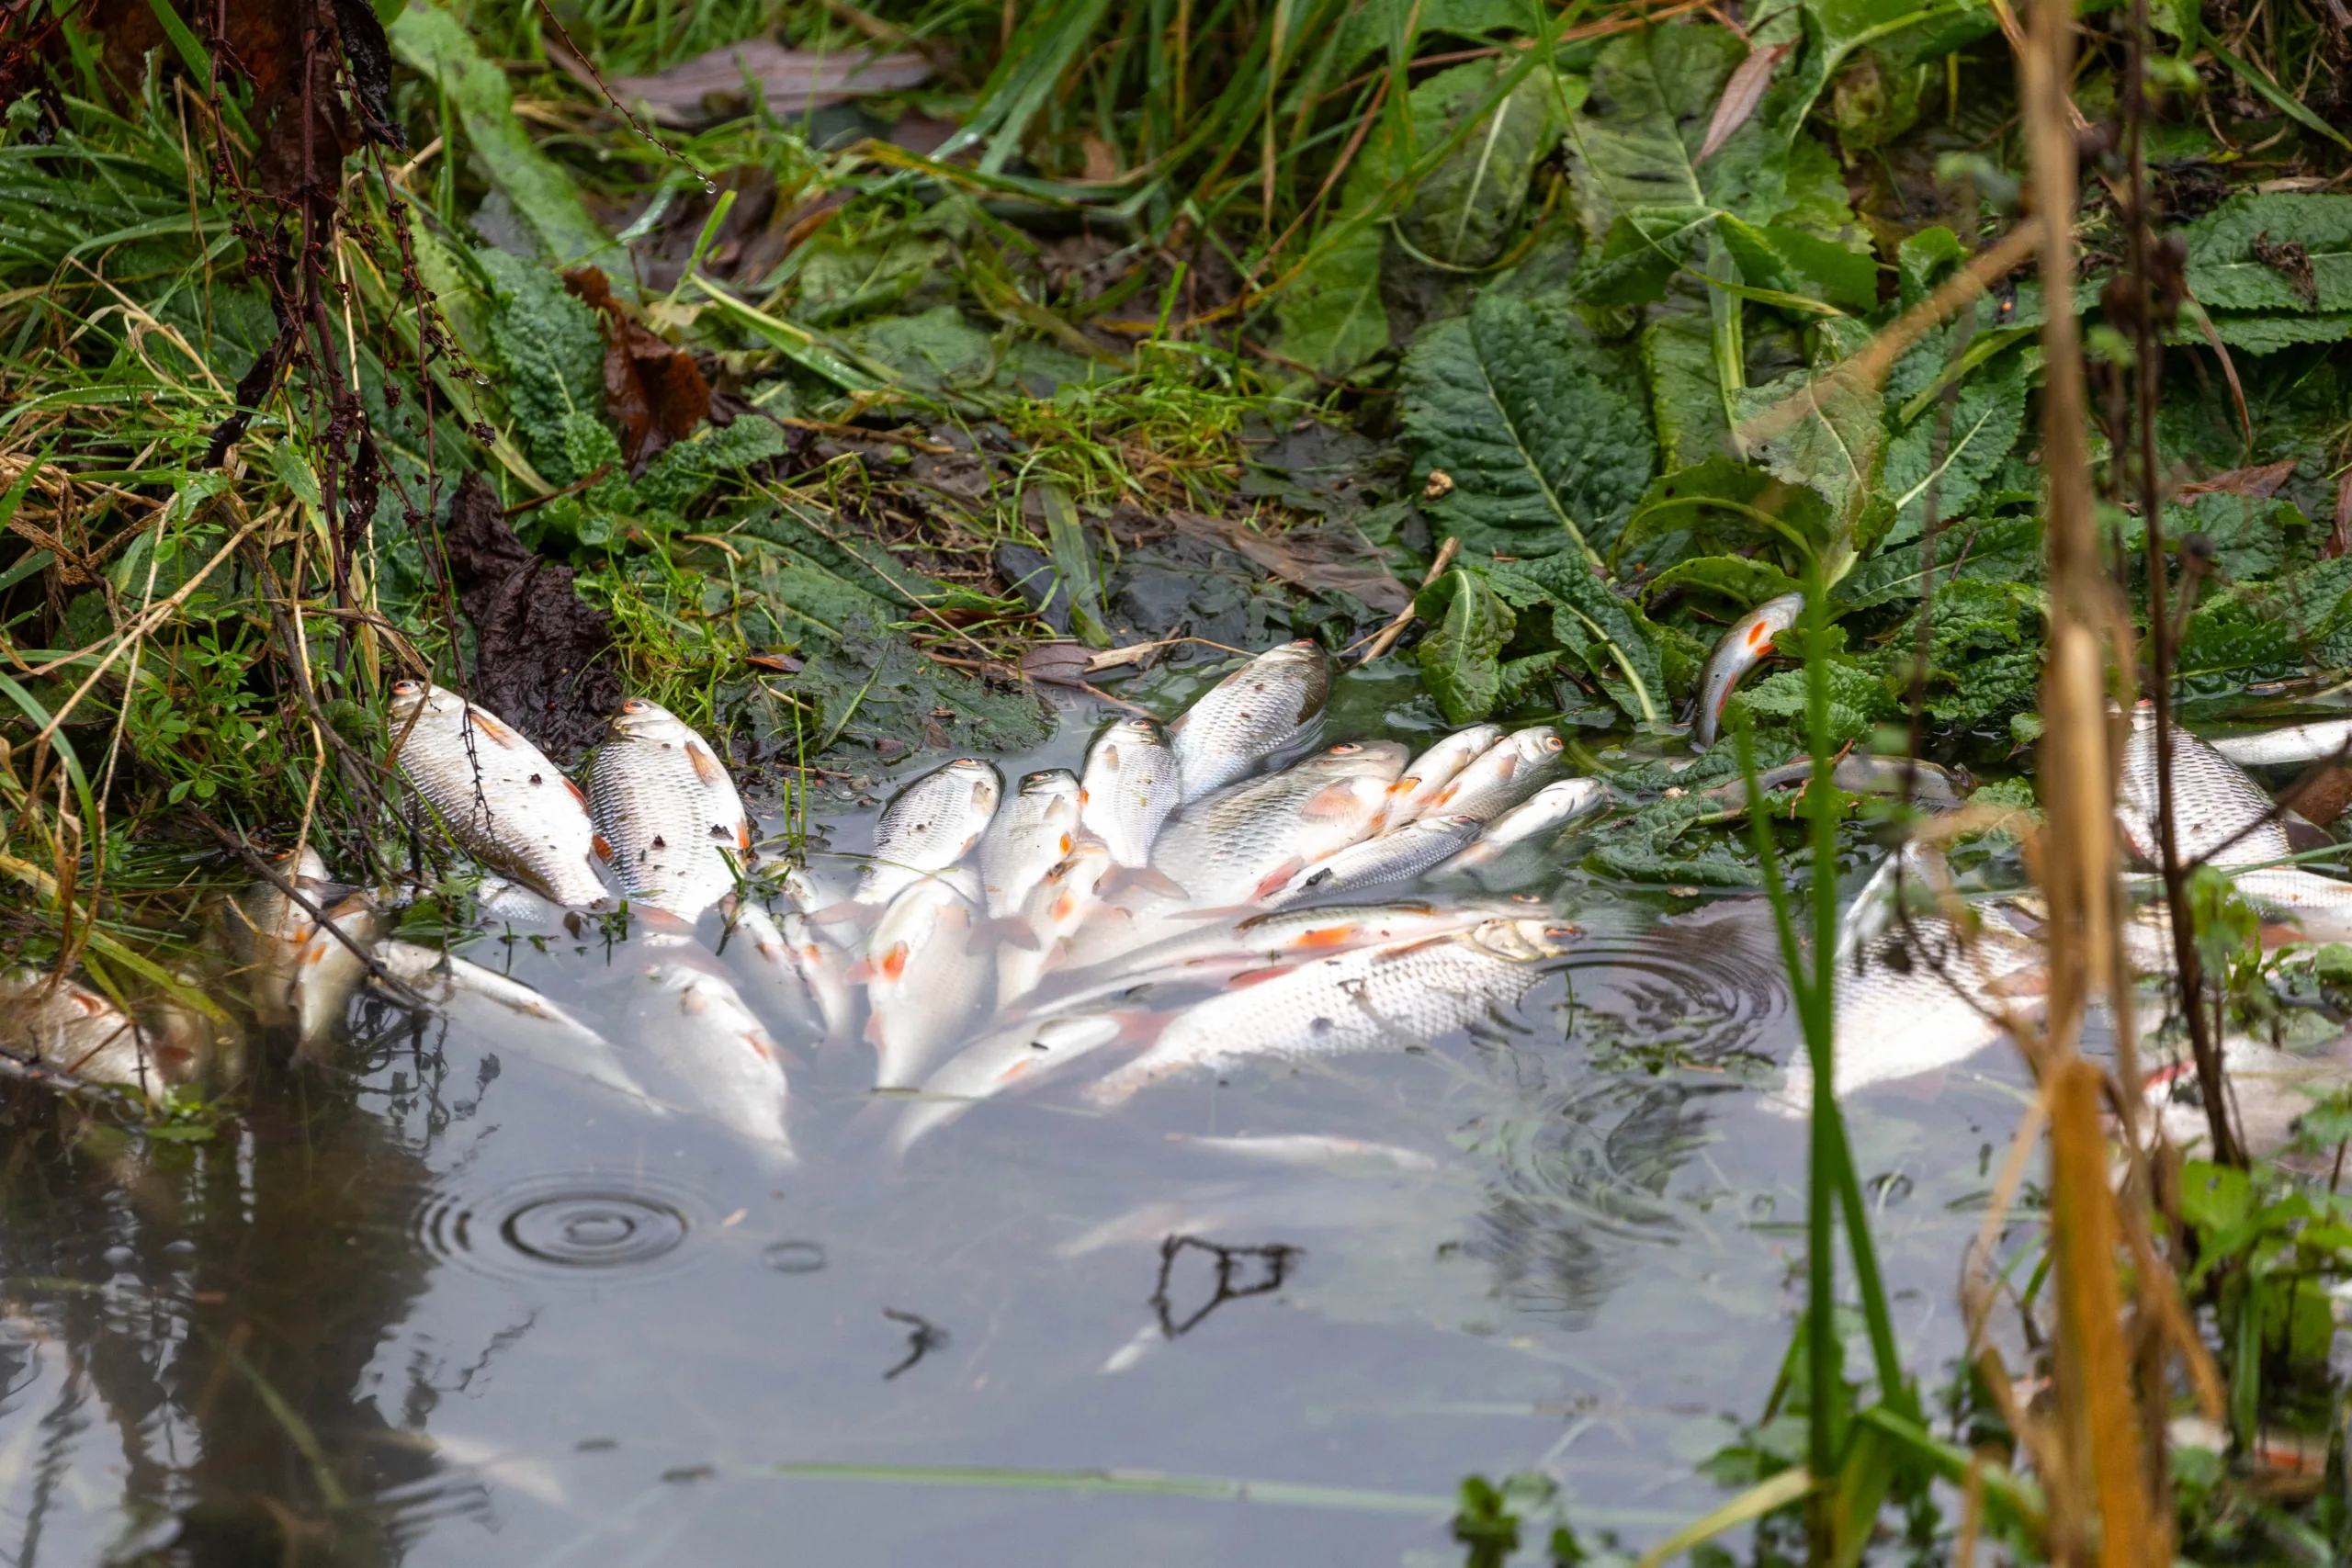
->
[1078,717,1180,869]
[865,873,996,1088]
[1420,728,1566,822]
[2117,702,2292,868]
[1167,640,1332,801]
[387,681,608,908]
[1265,816,1483,907]
[861,759,1003,904]
[1378,725,1501,829]
[588,698,752,919]
[979,769,1082,919]
[1084,917,1577,1103]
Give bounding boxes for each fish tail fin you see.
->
[1097,863,1188,901]
[978,915,1042,952]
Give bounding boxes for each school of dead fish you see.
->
[13,612,2352,1166]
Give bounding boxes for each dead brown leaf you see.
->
[2177,458,2297,499]
[561,267,712,468]
[582,39,933,129]
[1165,512,1411,614]
[1696,42,1790,164]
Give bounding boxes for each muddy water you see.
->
[0,674,2038,1566]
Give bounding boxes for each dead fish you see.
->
[1084,917,1577,1104]
[373,939,662,1109]
[1167,639,1332,801]
[1377,724,1503,829]
[474,877,571,926]
[387,681,609,908]
[0,970,164,1094]
[1694,592,1804,749]
[997,840,1114,1008]
[1764,912,2044,1115]
[2146,1032,2352,1162]
[1702,755,1969,813]
[1265,815,1484,908]
[225,850,379,1053]
[1442,779,1607,873]
[2117,701,2291,869]
[859,758,1002,905]
[862,873,995,1089]
[888,1011,1133,1157]
[1077,717,1184,893]
[2211,716,2352,769]
[1131,739,1408,912]
[978,768,1082,925]
[1162,1133,1442,1174]
[1419,727,1566,823]
[2213,866,2352,942]
[588,698,752,919]
[723,899,860,1043]
[635,963,795,1163]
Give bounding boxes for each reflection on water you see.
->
[0,705,2025,1565]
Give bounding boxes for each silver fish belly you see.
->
[1266,815,1484,907]
[1136,740,1408,910]
[1084,917,1574,1102]
[1443,779,1606,872]
[1168,640,1333,801]
[1695,592,1804,749]
[1078,717,1181,868]
[588,698,753,919]
[979,768,1082,919]
[2211,716,2352,769]
[635,962,796,1161]
[1378,725,1502,829]
[861,758,1003,904]
[0,970,162,1092]
[998,840,1114,1008]
[387,681,609,908]
[1419,727,1566,823]
[865,874,995,1088]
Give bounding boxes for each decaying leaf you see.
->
[2179,459,2299,499]
[1166,512,1411,614]
[1695,43,1790,164]
[563,268,712,468]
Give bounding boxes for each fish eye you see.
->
[622,698,650,713]
[1544,925,1578,940]
[1329,743,1363,755]
[390,680,421,695]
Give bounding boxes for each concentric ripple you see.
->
[415,1172,707,1284]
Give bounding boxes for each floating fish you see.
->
[1764,911,2044,1115]
[373,939,662,1108]
[997,840,1114,1008]
[1694,592,1804,749]
[1702,755,1968,813]
[1128,739,1407,914]
[717,899,831,1044]
[1162,1132,1443,1174]
[1420,727,1565,823]
[863,873,995,1089]
[1167,640,1332,801]
[978,768,1082,924]
[386,681,609,908]
[1084,917,1577,1103]
[2212,865,2352,943]
[860,758,1002,905]
[634,962,796,1163]
[1077,717,1184,892]
[1377,725,1503,829]
[2117,701,2291,869]
[226,846,371,1045]
[1265,815,1484,907]
[2210,716,2352,769]
[1442,780,1606,873]
[0,969,163,1093]
[2146,1032,2352,1162]
[888,1011,1134,1156]
[588,698,752,919]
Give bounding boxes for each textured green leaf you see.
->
[1414,568,1514,723]
[475,248,605,484]
[1615,457,1832,572]
[1577,206,1716,307]
[1643,553,1804,611]
[1401,293,1657,567]
[1881,351,2027,543]
[1489,553,1667,723]
[2179,193,2352,312]
[794,230,954,325]
[1717,217,1878,310]
[1641,282,1736,470]
[1832,511,2039,611]
[390,6,615,267]
[2194,312,2352,355]
[1732,342,1888,578]
[1396,62,1570,269]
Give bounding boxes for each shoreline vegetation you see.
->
[2,0,2352,1559]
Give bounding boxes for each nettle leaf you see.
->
[1396,61,1571,269]
[1881,350,2028,543]
[1489,553,1668,723]
[1577,205,1717,307]
[1402,292,1657,565]
[1833,511,2040,611]
[1641,280,1736,470]
[1415,567,1515,723]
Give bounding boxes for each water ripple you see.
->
[414,1172,706,1284]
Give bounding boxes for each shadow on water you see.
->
[0,1043,444,1567]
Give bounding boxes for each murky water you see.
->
[0,675,2041,1566]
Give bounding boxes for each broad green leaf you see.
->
[1732,329,1889,580]
[389,6,615,267]
[1832,511,2039,610]
[1642,280,1736,470]
[1576,206,1716,307]
[1566,25,1747,238]
[794,229,955,325]
[1717,216,1878,310]
[2193,313,2352,355]
[1396,62,1570,269]
[1489,552,1667,723]
[1880,351,2027,542]
[1414,568,1514,723]
[2178,193,2352,312]
[475,248,606,484]
[1401,293,1657,567]
[1643,553,1804,610]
